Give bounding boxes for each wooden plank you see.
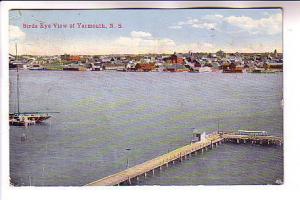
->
[86,134,222,186]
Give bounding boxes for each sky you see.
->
[9,9,282,55]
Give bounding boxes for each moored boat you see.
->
[10,44,57,127]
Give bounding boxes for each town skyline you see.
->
[9,9,282,56]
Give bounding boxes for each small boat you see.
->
[9,112,52,126]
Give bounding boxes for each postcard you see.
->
[7,6,283,187]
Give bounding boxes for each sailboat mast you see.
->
[16,43,20,114]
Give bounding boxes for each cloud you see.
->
[171,18,217,30]
[130,31,152,38]
[191,22,217,29]
[224,13,282,35]
[168,25,182,29]
[9,25,26,41]
[114,32,176,54]
[170,13,282,35]
[202,14,224,20]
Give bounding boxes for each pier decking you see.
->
[86,132,282,186]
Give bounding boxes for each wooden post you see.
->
[152,169,155,175]
[237,139,240,144]
[128,178,131,185]
[144,172,147,177]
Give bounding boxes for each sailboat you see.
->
[9,43,57,127]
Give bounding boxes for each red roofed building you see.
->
[135,63,156,72]
[170,53,185,65]
[69,56,81,62]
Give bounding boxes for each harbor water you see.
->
[9,71,283,186]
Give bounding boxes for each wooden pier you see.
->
[86,132,282,186]
[221,132,283,146]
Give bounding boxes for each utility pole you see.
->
[125,148,131,169]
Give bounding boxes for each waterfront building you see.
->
[135,63,156,72]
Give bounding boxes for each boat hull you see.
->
[9,113,51,126]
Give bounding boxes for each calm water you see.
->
[9,71,283,186]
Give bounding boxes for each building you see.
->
[170,53,185,65]
[163,64,189,72]
[222,63,243,73]
[264,62,283,71]
[69,56,81,62]
[135,63,156,72]
[61,54,70,61]
[103,63,126,71]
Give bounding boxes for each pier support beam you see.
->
[144,172,147,177]
[128,178,131,185]
[152,169,155,175]
[243,139,246,144]
[237,139,240,144]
